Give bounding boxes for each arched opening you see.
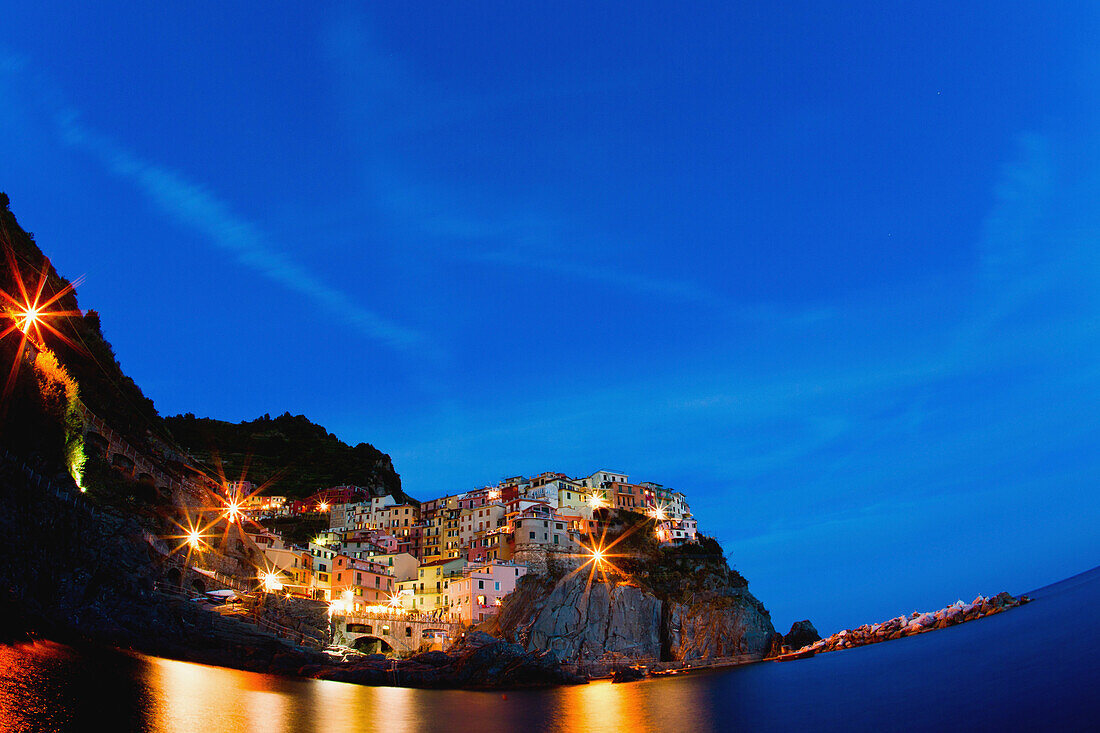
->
[166,567,182,587]
[111,453,135,477]
[190,579,206,594]
[84,431,109,456]
[351,636,393,655]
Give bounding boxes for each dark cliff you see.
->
[0,196,387,673]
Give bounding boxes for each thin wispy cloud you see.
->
[56,115,425,353]
[0,48,425,354]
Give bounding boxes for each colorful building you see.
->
[447,561,528,623]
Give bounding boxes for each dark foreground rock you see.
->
[0,461,329,676]
[304,631,586,688]
[611,665,646,683]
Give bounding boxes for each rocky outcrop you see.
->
[792,592,1030,655]
[484,570,776,669]
[667,590,777,660]
[250,594,329,647]
[784,619,821,649]
[305,631,585,688]
[523,578,663,661]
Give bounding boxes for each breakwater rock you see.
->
[791,592,1030,656]
[304,631,585,688]
[783,619,821,649]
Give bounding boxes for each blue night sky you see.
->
[2,2,1099,634]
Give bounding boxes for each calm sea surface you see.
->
[3,567,1098,732]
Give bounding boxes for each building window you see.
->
[478,580,484,589]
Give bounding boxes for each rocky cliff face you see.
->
[483,569,776,665]
[666,589,777,660]
[524,579,663,661]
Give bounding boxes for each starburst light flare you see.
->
[0,242,86,406]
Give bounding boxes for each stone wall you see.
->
[512,544,583,576]
[252,594,330,647]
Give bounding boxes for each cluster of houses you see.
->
[242,470,698,625]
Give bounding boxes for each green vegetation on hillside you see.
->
[164,412,405,500]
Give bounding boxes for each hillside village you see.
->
[240,470,699,626]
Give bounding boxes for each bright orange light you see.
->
[224,497,242,523]
[318,502,329,512]
[168,518,214,557]
[260,571,283,592]
[589,493,607,510]
[17,306,40,334]
[0,244,85,406]
[648,504,668,521]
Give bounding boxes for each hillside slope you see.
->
[0,193,163,460]
[2,192,403,500]
[164,412,404,500]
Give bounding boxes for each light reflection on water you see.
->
[145,657,717,733]
[0,642,716,733]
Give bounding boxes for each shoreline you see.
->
[0,588,1034,691]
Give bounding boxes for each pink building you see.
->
[447,561,528,623]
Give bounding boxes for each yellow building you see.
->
[411,557,466,612]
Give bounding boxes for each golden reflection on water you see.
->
[147,655,428,733]
[550,677,715,733]
[2,642,716,733]
[141,655,717,733]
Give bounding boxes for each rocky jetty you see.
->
[304,631,585,688]
[789,592,1030,656]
